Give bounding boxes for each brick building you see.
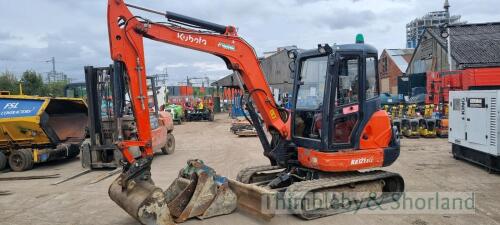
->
[378,49,414,94]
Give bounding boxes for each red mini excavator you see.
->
[105,1,404,224]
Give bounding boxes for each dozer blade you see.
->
[109,176,175,225]
[228,178,276,220]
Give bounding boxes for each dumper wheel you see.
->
[0,151,7,171]
[162,133,175,155]
[9,149,34,172]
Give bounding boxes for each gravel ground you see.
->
[0,113,499,225]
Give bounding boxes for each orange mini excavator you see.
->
[105,1,404,224]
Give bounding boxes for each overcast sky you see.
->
[0,0,499,84]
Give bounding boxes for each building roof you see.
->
[426,22,500,68]
[211,73,240,88]
[385,49,414,72]
[262,46,298,59]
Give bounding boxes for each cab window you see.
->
[365,56,378,99]
[337,57,359,105]
[294,56,327,139]
[332,55,360,145]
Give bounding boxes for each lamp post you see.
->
[439,24,452,71]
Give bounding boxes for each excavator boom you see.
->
[107,0,288,145]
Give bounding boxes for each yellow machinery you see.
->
[0,95,88,171]
[383,105,390,112]
[418,104,437,138]
[390,106,397,119]
[423,104,434,118]
[436,104,449,138]
[396,104,404,118]
[391,104,405,138]
[401,104,419,138]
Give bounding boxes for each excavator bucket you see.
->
[109,177,175,225]
[165,159,237,222]
[164,175,237,222]
[164,159,278,221]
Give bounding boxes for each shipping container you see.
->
[179,86,194,96]
[193,87,200,97]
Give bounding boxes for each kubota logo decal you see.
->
[177,33,207,45]
[350,157,374,165]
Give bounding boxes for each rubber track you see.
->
[236,165,283,184]
[284,170,404,220]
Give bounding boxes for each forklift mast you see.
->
[82,65,124,168]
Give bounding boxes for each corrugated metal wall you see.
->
[407,31,454,74]
[260,50,294,94]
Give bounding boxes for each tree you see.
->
[0,70,69,97]
[44,80,69,97]
[0,71,19,94]
[20,70,44,96]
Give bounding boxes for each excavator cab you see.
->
[290,40,383,152]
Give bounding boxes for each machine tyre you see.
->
[451,144,460,159]
[8,149,34,172]
[162,133,175,155]
[80,140,92,168]
[66,145,80,159]
[208,112,215,121]
[0,151,7,171]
